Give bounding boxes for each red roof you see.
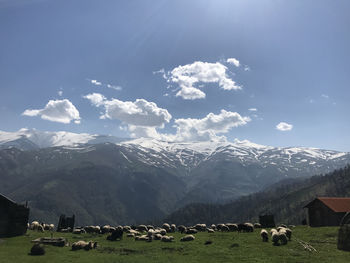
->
[305,197,350,212]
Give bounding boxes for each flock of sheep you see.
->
[28,220,293,254]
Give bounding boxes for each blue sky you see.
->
[1,0,349,151]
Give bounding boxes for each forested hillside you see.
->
[164,165,350,225]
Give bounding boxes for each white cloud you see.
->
[226,58,240,67]
[172,110,250,142]
[22,99,81,124]
[321,94,329,99]
[107,84,122,91]
[248,108,257,112]
[276,122,293,131]
[91,79,102,86]
[58,90,63,96]
[84,93,172,127]
[166,61,241,100]
[244,65,251,71]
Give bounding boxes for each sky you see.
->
[0,0,349,151]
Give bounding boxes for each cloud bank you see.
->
[22,99,81,124]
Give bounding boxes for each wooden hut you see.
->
[0,193,29,237]
[304,197,350,227]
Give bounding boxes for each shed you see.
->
[0,193,30,237]
[304,197,350,227]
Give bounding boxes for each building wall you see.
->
[307,199,345,227]
[0,195,29,238]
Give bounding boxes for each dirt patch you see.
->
[98,247,142,255]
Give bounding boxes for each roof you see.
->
[304,197,350,212]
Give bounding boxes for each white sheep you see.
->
[260,229,269,242]
[180,235,195,242]
[72,240,97,251]
[161,236,174,242]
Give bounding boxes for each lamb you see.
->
[260,229,269,242]
[72,240,98,251]
[180,235,195,242]
[161,235,174,242]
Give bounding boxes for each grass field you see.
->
[0,226,349,263]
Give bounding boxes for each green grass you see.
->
[0,226,349,263]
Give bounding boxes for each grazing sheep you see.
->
[180,235,195,242]
[162,223,171,232]
[285,228,292,240]
[147,225,155,230]
[211,224,217,231]
[186,228,198,234]
[30,244,45,255]
[101,225,111,234]
[161,236,174,242]
[72,241,97,251]
[280,224,287,228]
[254,223,262,228]
[178,225,186,233]
[260,229,269,242]
[271,231,280,246]
[128,229,141,236]
[153,233,163,240]
[107,228,123,241]
[226,223,238,232]
[244,223,254,232]
[170,224,176,233]
[270,228,278,235]
[207,228,215,233]
[137,225,148,232]
[127,233,135,238]
[135,235,149,241]
[30,221,41,231]
[194,224,206,232]
[73,228,86,234]
[279,232,288,245]
[123,226,131,232]
[217,224,225,231]
[220,225,230,232]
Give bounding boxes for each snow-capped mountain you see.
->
[1,129,350,225]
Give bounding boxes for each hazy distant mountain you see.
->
[164,165,350,226]
[0,129,349,225]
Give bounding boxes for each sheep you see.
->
[180,235,195,242]
[72,241,98,251]
[161,235,174,242]
[260,229,269,242]
[159,228,167,235]
[128,229,141,236]
[226,223,238,232]
[271,230,279,246]
[137,225,148,232]
[217,224,225,231]
[186,228,198,234]
[207,228,215,233]
[153,233,163,240]
[244,223,254,232]
[211,224,217,231]
[73,228,86,234]
[285,228,292,241]
[162,223,171,232]
[220,225,230,232]
[107,227,123,241]
[279,232,288,245]
[30,221,41,231]
[127,233,135,238]
[170,224,176,233]
[178,225,187,233]
[147,225,155,230]
[135,235,149,241]
[254,223,262,228]
[123,226,131,232]
[101,225,112,234]
[194,224,206,232]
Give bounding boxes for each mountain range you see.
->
[0,129,349,225]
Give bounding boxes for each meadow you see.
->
[0,226,349,263]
